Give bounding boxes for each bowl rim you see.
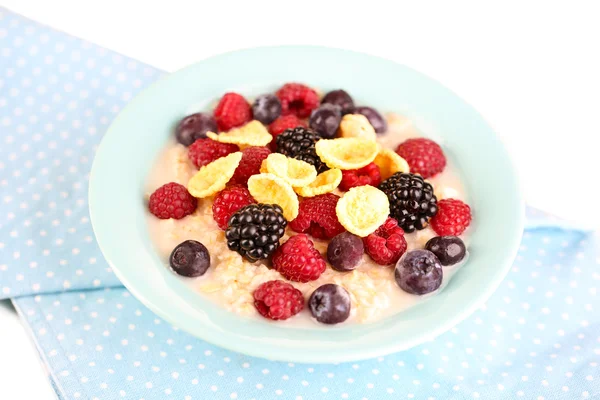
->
[89,45,525,363]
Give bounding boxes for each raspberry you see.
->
[363,217,408,265]
[289,193,345,240]
[148,182,197,220]
[430,198,472,236]
[253,280,304,320]
[188,138,239,168]
[268,115,307,151]
[231,146,271,185]
[339,162,382,191]
[276,83,320,118]
[212,186,256,230]
[272,234,327,282]
[395,138,446,178]
[213,92,252,131]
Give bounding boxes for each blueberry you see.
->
[321,89,355,115]
[309,104,342,139]
[251,94,282,124]
[169,240,211,277]
[327,232,364,271]
[425,236,466,266]
[354,106,387,134]
[394,250,442,295]
[308,284,351,324]
[175,113,218,146]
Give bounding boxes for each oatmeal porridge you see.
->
[145,85,472,326]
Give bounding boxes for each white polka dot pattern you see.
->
[2,8,600,400]
[0,8,159,298]
[13,228,600,399]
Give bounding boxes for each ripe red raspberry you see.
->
[272,234,327,282]
[212,185,256,229]
[289,193,345,240]
[268,115,307,150]
[431,198,472,236]
[213,92,252,131]
[339,162,382,191]
[395,138,446,178]
[275,83,320,118]
[231,146,271,185]
[148,182,197,220]
[188,138,239,168]
[363,217,408,265]
[253,280,304,320]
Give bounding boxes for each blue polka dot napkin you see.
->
[0,7,161,298]
[12,229,600,400]
[1,7,599,400]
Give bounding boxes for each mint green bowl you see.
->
[89,46,524,363]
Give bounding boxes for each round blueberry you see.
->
[175,113,218,146]
[354,106,387,134]
[309,104,342,139]
[327,232,364,271]
[321,89,355,115]
[251,94,282,125]
[308,284,351,324]
[425,236,466,266]
[394,250,442,295]
[169,240,211,277]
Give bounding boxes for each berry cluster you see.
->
[147,83,473,324]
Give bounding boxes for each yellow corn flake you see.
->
[206,120,272,147]
[259,159,269,174]
[373,148,410,180]
[187,152,242,198]
[338,114,377,141]
[315,137,379,170]
[261,153,317,187]
[247,173,299,220]
[295,168,342,197]
[336,185,390,237]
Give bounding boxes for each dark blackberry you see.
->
[378,172,438,232]
[225,204,287,262]
[275,127,328,173]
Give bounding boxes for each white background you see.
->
[1,0,599,398]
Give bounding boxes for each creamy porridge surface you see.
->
[146,113,469,326]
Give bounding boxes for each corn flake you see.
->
[187,152,242,198]
[206,120,272,147]
[295,168,342,197]
[247,173,299,220]
[336,185,389,237]
[261,153,317,187]
[338,114,377,141]
[373,148,410,180]
[315,137,379,170]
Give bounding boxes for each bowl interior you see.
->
[89,46,524,363]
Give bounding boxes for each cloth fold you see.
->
[0,7,159,299]
[1,8,599,400]
[12,228,600,400]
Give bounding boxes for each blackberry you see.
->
[275,127,328,173]
[225,204,287,262]
[378,172,438,232]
